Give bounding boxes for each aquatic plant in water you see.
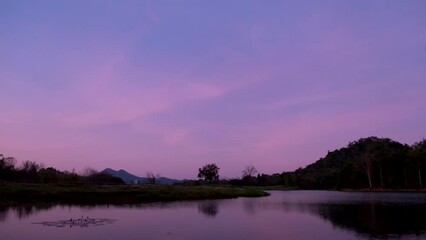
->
[33,216,116,228]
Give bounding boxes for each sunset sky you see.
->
[1,1,425,179]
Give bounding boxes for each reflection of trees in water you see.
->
[0,206,9,222]
[197,201,219,218]
[12,204,54,219]
[238,197,426,238]
[0,204,59,220]
[243,199,257,215]
[15,205,37,219]
[275,201,426,238]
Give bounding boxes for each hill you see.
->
[291,137,423,189]
[101,168,181,185]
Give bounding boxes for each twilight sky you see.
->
[1,0,425,179]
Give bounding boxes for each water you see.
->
[1,191,426,240]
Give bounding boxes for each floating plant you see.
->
[33,217,117,228]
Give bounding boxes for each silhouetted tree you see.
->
[80,167,98,177]
[0,155,16,171]
[290,137,412,190]
[198,163,219,183]
[39,167,61,184]
[20,160,41,183]
[410,139,426,188]
[0,155,17,181]
[61,170,80,184]
[242,165,258,185]
[242,165,258,178]
[360,153,374,189]
[355,137,390,189]
[146,171,161,184]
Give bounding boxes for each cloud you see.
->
[41,50,246,128]
[162,128,189,146]
[61,80,232,127]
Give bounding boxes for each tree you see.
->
[39,167,61,184]
[198,163,220,183]
[242,165,258,178]
[0,155,17,181]
[355,137,394,189]
[242,165,258,185]
[410,139,426,188]
[0,155,16,171]
[398,144,411,188]
[80,167,98,177]
[146,171,161,184]
[20,160,41,183]
[360,153,374,189]
[0,156,16,170]
[373,138,399,189]
[21,160,41,173]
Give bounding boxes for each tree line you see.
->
[0,155,123,185]
[194,137,425,190]
[2,136,425,189]
[290,137,426,190]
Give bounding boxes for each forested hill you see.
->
[290,137,425,190]
[1,136,425,190]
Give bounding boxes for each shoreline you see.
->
[341,188,426,193]
[0,183,269,205]
[252,187,426,193]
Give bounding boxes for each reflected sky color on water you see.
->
[1,191,426,240]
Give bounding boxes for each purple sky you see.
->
[1,1,425,179]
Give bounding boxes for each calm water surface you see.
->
[1,191,426,240]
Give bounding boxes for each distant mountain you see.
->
[101,168,181,185]
[101,168,146,184]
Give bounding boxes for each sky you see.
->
[1,0,425,179]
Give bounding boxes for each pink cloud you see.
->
[54,55,259,128]
[162,129,189,146]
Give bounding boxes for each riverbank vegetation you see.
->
[218,137,425,190]
[0,156,124,185]
[1,136,425,195]
[0,183,268,205]
[291,137,425,190]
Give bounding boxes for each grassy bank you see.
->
[0,183,269,205]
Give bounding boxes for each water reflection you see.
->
[307,203,426,238]
[1,191,425,239]
[0,204,56,221]
[242,199,256,215]
[15,204,55,219]
[197,201,219,218]
[244,191,426,238]
[0,206,8,222]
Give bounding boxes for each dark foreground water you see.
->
[1,191,426,240]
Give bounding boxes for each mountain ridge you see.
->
[101,168,181,185]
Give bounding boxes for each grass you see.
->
[0,183,269,205]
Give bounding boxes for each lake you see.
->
[1,190,425,240]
